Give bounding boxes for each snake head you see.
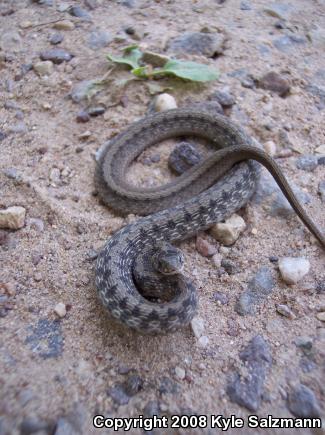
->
[152,243,185,275]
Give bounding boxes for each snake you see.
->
[94,108,325,334]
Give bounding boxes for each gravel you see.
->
[287,384,321,418]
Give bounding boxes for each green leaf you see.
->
[155,59,219,82]
[107,46,143,69]
[131,66,149,78]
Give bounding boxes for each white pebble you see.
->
[210,213,246,246]
[0,206,26,230]
[276,304,295,319]
[198,336,209,348]
[316,312,325,322]
[278,257,310,284]
[190,316,205,338]
[33,61,54,77]
[154,93,177,112]
[315,144,325,154]
[264,140,277,156]
[211,253,222,268]
[54,302,67,318]
[174,366,186,380]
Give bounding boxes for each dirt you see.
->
[0,0,324,434]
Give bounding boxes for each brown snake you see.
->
[94,108,325,334]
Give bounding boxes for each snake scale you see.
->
[94,108,325,334]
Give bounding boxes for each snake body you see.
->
[95,109,324,334]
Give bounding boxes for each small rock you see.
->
[168,32,225,57]
[174,366,186,380]
[264,3,292,20]
[264,140,277,156]
[0,206,26,230]
[210,213,246,246]
[316,312,325,322]
[108,375,142,405]
[276,304,295,319]
[221,259,239,275]
[0,131,7,141]
[190,100,224,116]
[190,316,205,339]
[25,318,63,359]
[2,282,16,296]
[212,291,229,305]
[49,33,63,45]
[316,281,325,293]
[85,0,97,9]
[76,110,90,123]
[142,51,170,67]
[295,336,313,354]
[88,30,111,49]
[273,35,306,53]
[198,336,209,347]
[240,1,251,10]
[8,122,27,135]
[168,142,201,175]
[154,93,177,112]
[296,155,318,171]
[258,72,290,97]
[68,5,92,20]
[20,418,51,435]
[54,302,67,318]
[53,20,75,31]
[211,89,236,107]
[33,60,54,76]
[287,384,321,418]
[196,236,217,257]
[211,253,223,268]
[278,257,310,285]
[88,106,105,116]
[315,144,325,154]
[40,49,73,64]
[235,267,275,315]
[79,130,92,140]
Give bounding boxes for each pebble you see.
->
[68,5,92,20]
[264,3,292,20]
[159,376,179,394]
[190,316,205,339]
[198,336,209,347]
[49,33,63,45]
[8,122,27,135]
[273,35,307,53]
[316,312,325,322]
[296,155,318,171]
[264,140,277,156]
[168,142,201,175]
[212,291,229,305]
[287,384,321,418]
[240,0,251,10]
[167,32,225,57]
[0,206,26,229]
[108,374,143,405]
[196,236,217,257]
[211,89,236,107]
[221,258,239,275]
[0,131,7,141]
[88,30,112,49]
[210,213,246,246]
[20,418,51,435]
[40,49,73,64]
[211,252,222,268]
[54,302,67,318]
[315,144,325,154]
[318,180,325,202]
[174,366,186,380]
[76,110,90,123]
[235,267,275,315]
[53,20,75,31]
[33,60,54,76]
[278,257,310,285]
[25,318,63,358]
[227,335,272,411]
[316,282,325,293]
[2,282,16,296]
[276,304,295,319]
[154,93,177,112]
[88,106,105,116]
[0,30,22,52]
[240,73,256,89]
[258,72,290,97]
[295,336,313,354]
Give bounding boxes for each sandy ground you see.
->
[0,0,325,434]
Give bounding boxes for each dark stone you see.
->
[123,374,143,396]
[316,281,325,293]
[20,418,52,435]
[235,267,274,315]
[318,156,325,165]
[0,131,6,141]
[143,401,160,417]
[25,319,63,358]
[68,6,92,20]
[257,71,290,96]
[227,335,272,411]
[49,33,63,45]
[76,110,90,123]
[241,74,255,88]
[167,32,225,57]
[159,376,179,394]
[125,26,135,35]
[287,384,321,418]
[212,291,229,305]
[87,106,105,116]
[168,142,202,175]
[305,84,325,110]
[86,249,98,261]
[107,374,143,406]
[296,155,318,171]
[221,259,239,275]
[40,49,73,64]
[269,255,278,263]
[120,0,136,7]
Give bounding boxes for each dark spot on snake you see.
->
[182,297,192,308]
[184,212,192,223]
[119,297,128,310]
[222,190,231,201]
[167,220,176,229]
[152,224,161,235]
[132,305,141,318]
[209,199,218,209]
[109,284,118,297]
[167,308,177,318]
[147,310,159,321]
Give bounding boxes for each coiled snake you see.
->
[94,109,325,334]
